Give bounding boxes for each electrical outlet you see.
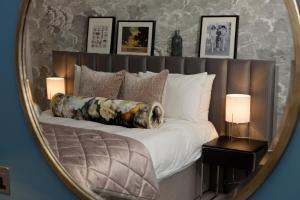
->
[0,166,10,195]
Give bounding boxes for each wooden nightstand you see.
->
[200,136,268,196]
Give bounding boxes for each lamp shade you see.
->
[225,94,251,123]
[46,77,65,100]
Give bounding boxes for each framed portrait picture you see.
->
[116,20,156,56]
[86,17,115,54]
[199,15,239,59]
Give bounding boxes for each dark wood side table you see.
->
[200,136,268,196]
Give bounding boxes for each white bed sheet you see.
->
[39,110,218,180]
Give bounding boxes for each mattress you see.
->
[39,110,218,180]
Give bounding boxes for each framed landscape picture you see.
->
[117,20,156,56]
[199,15,239,59]
[86,17,115,54]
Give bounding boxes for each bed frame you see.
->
[52,51,276,200]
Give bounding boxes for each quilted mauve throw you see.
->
[41,122,159,200]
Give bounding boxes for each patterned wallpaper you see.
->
[25,0,293,127]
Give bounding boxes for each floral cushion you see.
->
[50,93,164,129]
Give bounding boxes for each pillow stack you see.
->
[139,72,215,121]
[73,65,215,122]
[74,65,169,104]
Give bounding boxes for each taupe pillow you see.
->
[79,66,125,98]
[119,70,169,103]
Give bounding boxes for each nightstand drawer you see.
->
[202,147,256,171]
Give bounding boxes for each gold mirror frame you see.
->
[16,0,300,199]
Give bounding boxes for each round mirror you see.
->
[17,0,300,200]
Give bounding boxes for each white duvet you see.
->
[39,110,218,180]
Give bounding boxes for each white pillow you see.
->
[199,74,216,120]
[139,71,208,121]
[73,64,81,95]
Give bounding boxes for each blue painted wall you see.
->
[0,1,299,199]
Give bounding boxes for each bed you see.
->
[40,110,218,181]
[41,51,276,200]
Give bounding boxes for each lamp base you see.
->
[228,122,248,140]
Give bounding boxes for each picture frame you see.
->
[86,17,116,54]
[199,15,239,59]
[116,20,156,56]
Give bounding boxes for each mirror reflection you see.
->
[22,0,294,199]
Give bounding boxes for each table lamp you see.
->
[46,77,65,100]
[225,94,251,138]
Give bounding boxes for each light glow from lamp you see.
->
[225,94,251,124]
[46,77,65,100]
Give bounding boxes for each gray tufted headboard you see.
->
[52,51,276,144]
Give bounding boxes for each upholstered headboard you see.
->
[52,51,276,144]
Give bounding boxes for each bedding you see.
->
[41,122,159,200]
[139,71,209,121]
[39,110,218,180]
[50,93,164,129]
[118,70,169,103]
[79,66,125,98]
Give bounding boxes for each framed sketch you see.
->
[86,17,115,54]
[116,20,156,56]
[199,15,239,59]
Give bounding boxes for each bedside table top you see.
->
[203,136,268,153]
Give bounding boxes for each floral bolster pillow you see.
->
[50,93,164,129]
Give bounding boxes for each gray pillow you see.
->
[118,70,169,103]
[79,66,125,98]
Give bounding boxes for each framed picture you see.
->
[116,20,156,56]
[199,15,239,59]
[86,17,115,54]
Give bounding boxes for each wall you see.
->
[0,2,300,200]
[0,1,77,200]
[25,0,293,128]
